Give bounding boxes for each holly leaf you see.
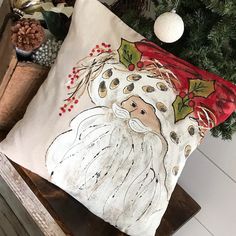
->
[173,96,194,123]
[42,11,69,40]
[118,38,142,68]
[189,79,215,98]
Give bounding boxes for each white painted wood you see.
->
[178,149,236,236]
[0,175,44,236]
[173,216,213,236]
[0,153,66,236]
[198,133,236,182]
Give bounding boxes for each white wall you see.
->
[174,133,236,236]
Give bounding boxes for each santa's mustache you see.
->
[112,103,151,133]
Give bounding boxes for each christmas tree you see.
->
[109,0,236,140]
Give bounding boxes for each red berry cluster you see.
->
[89,43,112,57]
[179,91,195,107]
[59,67,80,116]
[128,61,144,71]
[59,97,79,116]
[67,67,80,88]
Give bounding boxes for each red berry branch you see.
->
[59,42,112,116]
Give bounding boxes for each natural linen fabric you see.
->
[0,0,236,236]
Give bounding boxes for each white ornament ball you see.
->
[154,10,184,43]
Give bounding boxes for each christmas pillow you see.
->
[1,0,236,236]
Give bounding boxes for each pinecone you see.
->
[11,19,45,52]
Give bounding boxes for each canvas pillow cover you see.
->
[1,0,236,235]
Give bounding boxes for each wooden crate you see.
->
[0,60,49,131]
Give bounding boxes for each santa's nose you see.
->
[130,107,149,121]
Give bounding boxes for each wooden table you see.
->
[0,60,201,236]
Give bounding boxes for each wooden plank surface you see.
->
[0,54,17,101]
[0,175,44,236]
[0,193,29,236]
[0,0,14,85]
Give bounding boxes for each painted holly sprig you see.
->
[118,39,144,71]
[173,79,215,123]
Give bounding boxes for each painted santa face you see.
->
[121,96,161,134]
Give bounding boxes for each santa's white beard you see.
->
[46,106,168,236]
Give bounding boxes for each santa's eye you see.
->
[140,109,146,115]
[131,101,137,108]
